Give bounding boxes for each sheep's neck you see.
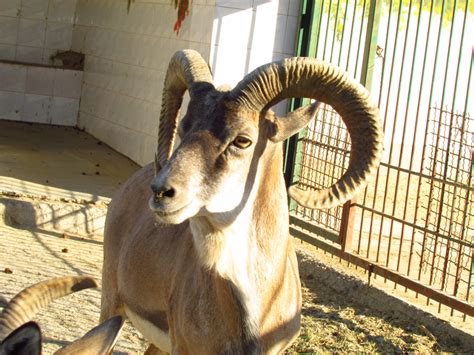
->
[189,145,290,338]
[189,160,289,286]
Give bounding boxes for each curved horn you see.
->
[230,57,384,209]
[157,50,214,168]
[55,316,124,354]
[0,276,97,340]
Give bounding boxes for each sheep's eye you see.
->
[232,136,252,149]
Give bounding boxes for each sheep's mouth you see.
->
[149,199,190,218]
[155,206,186,217]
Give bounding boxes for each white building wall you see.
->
[73,0,300,166]
[211,0,300,115]
[0,0,77,64]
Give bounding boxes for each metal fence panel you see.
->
[288,0,474,318]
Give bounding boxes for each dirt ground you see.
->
[288,246,473,353]
[1,221,473,354]
[0,223,148,353]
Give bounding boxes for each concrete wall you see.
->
[0,0,77,64]
[74,0,300,166]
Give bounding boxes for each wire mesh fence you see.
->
[295,104,350,233]
[418,107,473,306]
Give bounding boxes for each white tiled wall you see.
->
[0,0,77,64]
[73,0,215,166]
[211,0,300,115]
[0,61,81,125]
[74,0,300,166]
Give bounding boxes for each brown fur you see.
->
[100,50,383,353]
[101,94,303,353]
[101,140,301,353]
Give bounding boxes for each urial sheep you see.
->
[0,276,123,354]
[101,50,383,354]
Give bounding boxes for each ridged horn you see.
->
[55,316,124,354]
[157,49,214,168]
[0,276,97,340]
[230,57,384,209]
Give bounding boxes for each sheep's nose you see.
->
[151,183,175,203]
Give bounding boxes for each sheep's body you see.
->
[101,50,383,354]
[102,148,301,353]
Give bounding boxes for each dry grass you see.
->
[288,279,439,353]
[285,244,473,354]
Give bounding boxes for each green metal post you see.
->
[360,0,382,89]
[285,0,324,212]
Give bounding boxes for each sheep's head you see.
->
[150,92,269,224]
[149,50,384,224]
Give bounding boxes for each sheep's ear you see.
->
[55,316,124,355]
[270,101,321,142]
[1,321,42,355]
